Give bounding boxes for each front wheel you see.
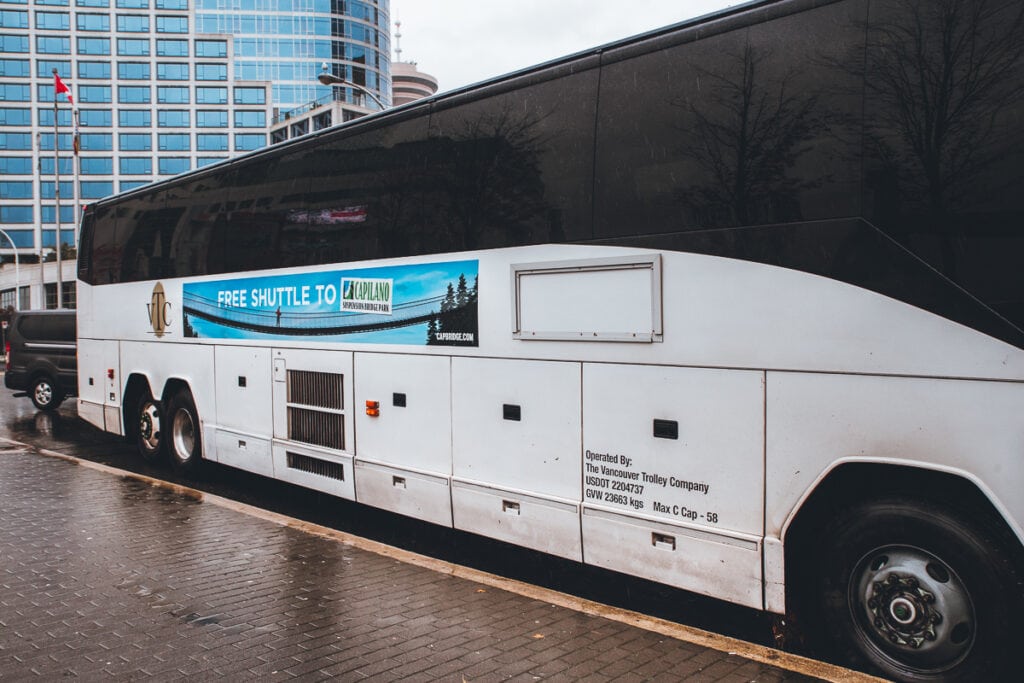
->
[30,375,63,411]
[165,387,202,476]
[813,498,1019,681]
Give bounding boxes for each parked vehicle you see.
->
[4,310,77,410]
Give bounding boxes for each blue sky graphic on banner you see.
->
[182,260,479,346]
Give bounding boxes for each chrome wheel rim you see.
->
[34,382,52,406]
[138,401,161,452]
[171,408,195,463]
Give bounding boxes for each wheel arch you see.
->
[122,374,195,439]
[122,373,155,440]
[783,462,1024,584]
[28,366,60,387]
[159,376,192,407]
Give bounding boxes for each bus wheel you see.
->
[166,387,202,475]
[816,498,1017,681]
[135,393,163,463]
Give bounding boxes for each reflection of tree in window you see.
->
[860,0,1024,282]
[673,42,823,228]
[429,103,551,252]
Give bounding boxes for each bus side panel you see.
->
[355,462,452,528]
[353,353,453,527]
[353,353,452,473]
[767,372,1024,545]
[581,364,765,534]
[451,357,582,560]
[582,510,763,609]
[215,346,272,435]
[77,338,120,433]
[211,346,274,476]
[580,363,765,609]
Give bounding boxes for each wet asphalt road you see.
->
[0,385,785,655]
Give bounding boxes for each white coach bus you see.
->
[75,0,1024,679]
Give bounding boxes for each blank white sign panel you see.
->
[513,255,661,342]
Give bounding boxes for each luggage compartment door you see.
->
[581,363,765,608]
[354,353,453,526]
[451,357,582,560]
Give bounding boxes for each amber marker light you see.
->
[365,400,380,417]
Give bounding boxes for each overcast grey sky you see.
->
[388,1,743,93]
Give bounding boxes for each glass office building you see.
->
[0,0,389,305]
[194,0,391,112]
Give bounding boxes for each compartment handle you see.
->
[502,500,521,515]
[652,532,676,551]
[392,476,406,489]
[653,419,679,440]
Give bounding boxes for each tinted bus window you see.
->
[427,65,599,250]
[272,112,431,267]
[861,0,1024,335]
[594,1,864,238]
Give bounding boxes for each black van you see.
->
[4,310,78,410]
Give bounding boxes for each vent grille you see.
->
[286,451,344,481]
[288,407,344,450]
[286,369,345,450]
[287,370,343,410]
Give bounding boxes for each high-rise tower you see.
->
[194,0,391,113]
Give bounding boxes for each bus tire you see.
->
[815,497,1017,681]
[30,374,63,411]
[135,392,164,464]
[166,387,202,476]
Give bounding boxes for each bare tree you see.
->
[432,104,551,251]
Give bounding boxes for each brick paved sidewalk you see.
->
[0,446,826,681]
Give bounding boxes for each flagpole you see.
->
[35,133,44,305]
[73,107,80,250]
[52,69,62,309]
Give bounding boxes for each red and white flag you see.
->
[54,73,74,105]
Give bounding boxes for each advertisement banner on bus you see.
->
[181,260,479,346]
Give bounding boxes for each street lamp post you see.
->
[318,63,386,111]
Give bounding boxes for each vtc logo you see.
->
[147,282,172,337]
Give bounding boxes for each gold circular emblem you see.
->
[148,282,170,337]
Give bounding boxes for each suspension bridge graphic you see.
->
[183,290,472,337]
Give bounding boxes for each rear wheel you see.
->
[135,392,163,463]
[812,498,1019,681]
[30,375,63,411]
[166,387,202,475]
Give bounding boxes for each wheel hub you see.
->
[139,402,161,451]
[853,547,976,671]
[868,574,939,648]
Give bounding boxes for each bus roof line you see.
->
[87,0,793,211]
